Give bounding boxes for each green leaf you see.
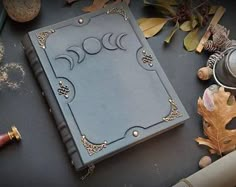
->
[195,10,204,27]
[139,18,168,38]
[144,0,176,16]
[164,21,179,43]
[180,19,198,32]
[209,5,218,15]
[184,28,200,51]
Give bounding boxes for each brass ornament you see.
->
[37,29,55,49]
[107,7,128,21]
[8,126,21,141]
[81,135,107,156]
[142,50,153,67]
[0,126,21,148]
[163,99,182,122]
[57,81,70,99]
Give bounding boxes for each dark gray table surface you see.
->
[0,0,235,187]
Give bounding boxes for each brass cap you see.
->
[8,126,21,141]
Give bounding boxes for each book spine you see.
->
[22,35,83,171]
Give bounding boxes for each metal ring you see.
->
[213,61,236,90]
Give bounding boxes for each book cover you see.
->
[22,3,189,171]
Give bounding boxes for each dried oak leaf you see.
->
[196,87,236,155]
[83,0,130,13]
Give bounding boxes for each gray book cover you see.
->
[22,3,189,171]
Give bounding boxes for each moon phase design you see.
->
[102,33,127,51]
[55,54,74,70]
[67,46,85,64]
[102,33,118,50]
[55,33,128,70]
[82,37,102,55]
[116,33,127,50]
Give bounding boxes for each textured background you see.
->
[0,0,235,187]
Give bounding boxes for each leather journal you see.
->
[22,3,189,171]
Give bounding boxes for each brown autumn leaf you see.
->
[82,0,130,12]
[82,0,109,12]
[196,87,236,156]
[138,18,168,38]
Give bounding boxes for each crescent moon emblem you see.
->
[67,46,85,64]
[102,33,118,50]
[116,33,127,50]
[55,54,74,70]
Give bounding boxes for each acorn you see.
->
[197,66,213,80]
[199,156,212,168]
[3,0,41,23]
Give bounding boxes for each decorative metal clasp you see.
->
[163,99,182,122]
[81,135,107,156]
[37,29,55,49]
[142,50,153,67]
[107,7,128,21]
[57,81,70,99]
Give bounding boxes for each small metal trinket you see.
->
[106,7,128,21]
[142,50,153,66]
[81,135,107,156]
[163,99,182,122]
[81,164,95,181]
[37,29,55,49]
[132,130,139,137]
[78,18,83,24]
[57,81,70,99]
[0,126,21,148]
